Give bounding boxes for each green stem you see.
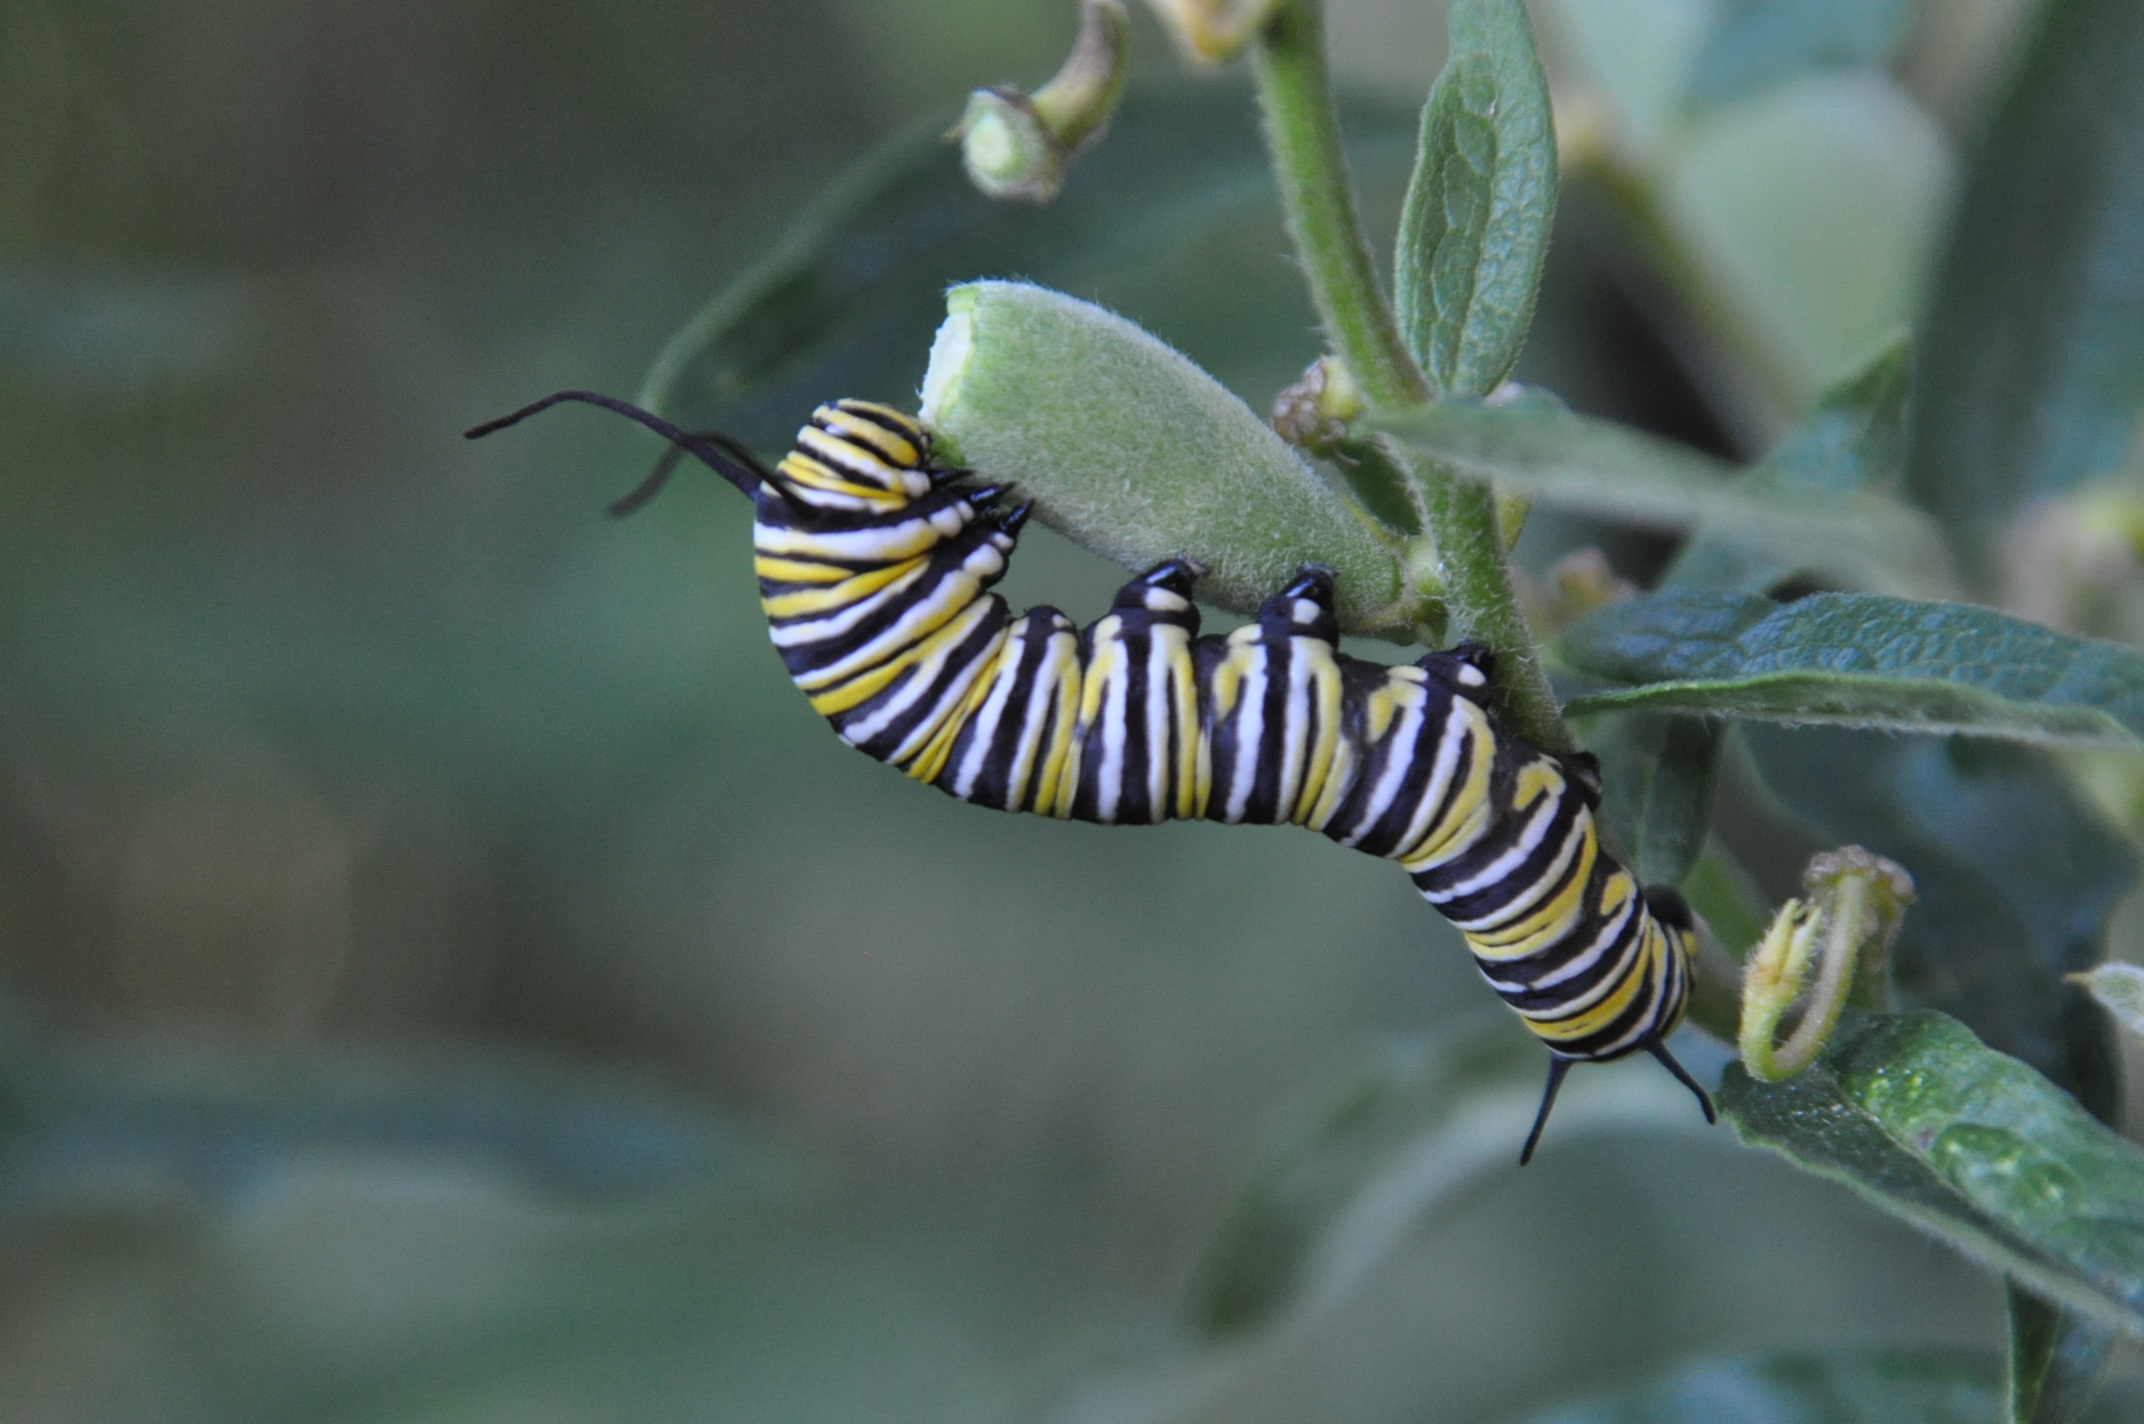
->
[1250,0,1570,752]
[1249,0,1430,411]
[1423,473,1572,751]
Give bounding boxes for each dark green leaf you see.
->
[1592,339,1914,895]
[639,88,1419,449]
[1683,0,1918,110]
[1910,0,2144,533]
[1722,1012,2144,1334]
[1558,589,2144,751]
[2008,1285,2117,1424]
[1393,0,1557,396]
[1584,711,1721,887]
[1683,839,1772,958]
[1189,1018,1712,1337]
[1516,1349,1998,1424]
[1667,331,1914,593]
[1373,397,1956,596]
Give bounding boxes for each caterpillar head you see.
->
[777,400,941,513]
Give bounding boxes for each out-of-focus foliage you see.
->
[1910,0,2144,541]
[6,0,2144,1422]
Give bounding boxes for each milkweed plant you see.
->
[630,0,2144,1419]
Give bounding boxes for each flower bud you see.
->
[920,280,1431,635]
[1144,0,1282,64]
[957,0,1129,202]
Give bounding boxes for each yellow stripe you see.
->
[1522,928,1655,1043]
[791,571,982,692]
[1292,650,1345,824]
[1364,680,1402,743]
[1398,718,1496,870]
[905,631,1010,784]
[1078,616,1125,730]
[1038,662,1084,817]
[1306,735,1356,832]
[1208,650,1245,723]
[826,403,923,467]
[754,556,852,585]
[778,451,900,507]
[804,597,992,715]
[761,557,924,618]
[1512,758,1562,811]
[1465,830,1600,956]
[1169,634,1200,820]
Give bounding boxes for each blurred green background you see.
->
[0,1,2123,1421]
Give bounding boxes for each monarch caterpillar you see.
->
[467,390,1716,1162]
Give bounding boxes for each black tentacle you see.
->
[464,389,773,505]
[1645,1039,1717,1124]
[1520,1055,1575,1166]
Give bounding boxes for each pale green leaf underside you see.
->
[1557,589,2144,750]
[1374,398,1957,597]
[1721,1012,2144,1336]
[2071,964,2144,1039]
[2008,1284,2118,1424]
[1682,0,1917,109]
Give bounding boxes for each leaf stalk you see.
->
[1248,0,1569,749]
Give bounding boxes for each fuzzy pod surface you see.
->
[920,281,1419,636]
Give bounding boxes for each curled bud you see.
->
[1739,846,1915,1082]
[1271,355,1366,452]
[957,0,1130,202]
[1144,0,1283,63]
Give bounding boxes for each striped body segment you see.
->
[754,400,1697,1069]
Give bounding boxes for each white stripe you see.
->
[1003,637,1070,808]
[884,628,1006,764]
[790,546,1001,687]
[1513,923,1646,1020]
[797,426,901,485]
[951,625,1027,799]
[836,601,995,747]
[1093,635,1128,823]
[1223,646,1268,824]
[1273,642,1314,819]
[754,503,965,560]
[1420,778,1564,905]
[766,564,931,646]
[1385,705,1475,861]
[1337,687,1424,847]
[1448,809,1589,932]
[1477,893,1635,993]
[1144,633,1175,816]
